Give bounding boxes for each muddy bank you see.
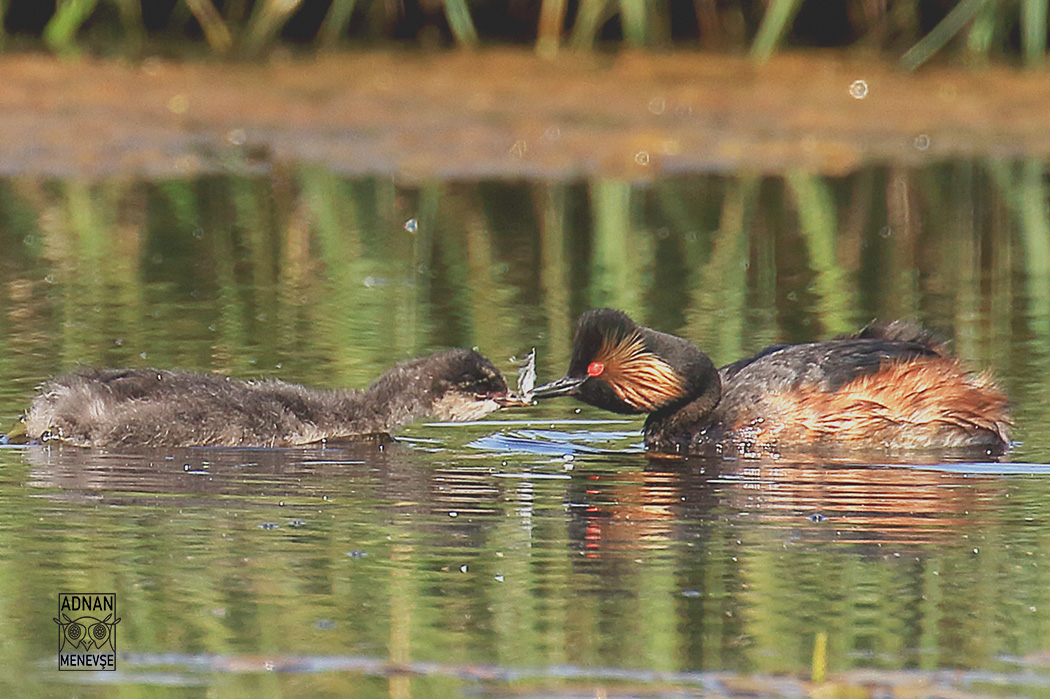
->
[1,50,1048,179]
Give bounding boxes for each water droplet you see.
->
[193,227,205,239]
[681,589,701,598]
[140,352,147,360]
[347,549,367,558]
[141,56,162,76]
[227,128,247,146]
[543,125,561,140]
[494,574,504,582]
[879,226,892,238]
[634,151,651,166]
[313,619,336,630]
[167,94,189,114]
[404,218,418,233]
[459,564,468,573]
[648,96,666,115]
[258,522,279,530]
[509,140,527,158]
[849,79,869,100]
[449,511,458,518]
[914,134,931,151]
[174,154,200,173]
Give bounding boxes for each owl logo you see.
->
[56,593,120,670]
[54,612,120,652]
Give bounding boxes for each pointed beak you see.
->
[531,375,586,399]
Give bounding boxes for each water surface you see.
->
[1,53,1050,697]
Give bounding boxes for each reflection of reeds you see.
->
[0,163,1045,453]
[589,179,642,314]
[988,160,1050,339]
[537,184,572,377]
[986,158,1050,455]
[786,172,854,336]
[685,176,756,365]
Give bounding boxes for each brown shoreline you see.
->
[1,50,1048,180]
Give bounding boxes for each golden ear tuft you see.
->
[593,331,685,411]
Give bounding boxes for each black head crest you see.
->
[568,309,687,413]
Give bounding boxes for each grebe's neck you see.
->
[322,360,451,437]
[642,366,722,454]
[321,349,505,437]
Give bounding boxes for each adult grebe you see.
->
[24,349,527,448]
[532,309,1011,455]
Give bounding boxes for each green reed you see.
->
[6,0,1046,65]
[900,0,989,70]
[749,0,801,63]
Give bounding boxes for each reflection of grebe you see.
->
[534,309,1011,455]
[25,349,527,448]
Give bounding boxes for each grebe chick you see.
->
[532,309,1011,455]
[25,349,527,449]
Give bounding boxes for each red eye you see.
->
[587,362,604,377]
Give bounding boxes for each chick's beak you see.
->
[493,391,533,408]
[531,375,586,399]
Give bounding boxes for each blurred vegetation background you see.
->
[1,0,1047,68]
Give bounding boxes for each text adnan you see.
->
[60,595,114,613]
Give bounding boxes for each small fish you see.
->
[516,348,536,403]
